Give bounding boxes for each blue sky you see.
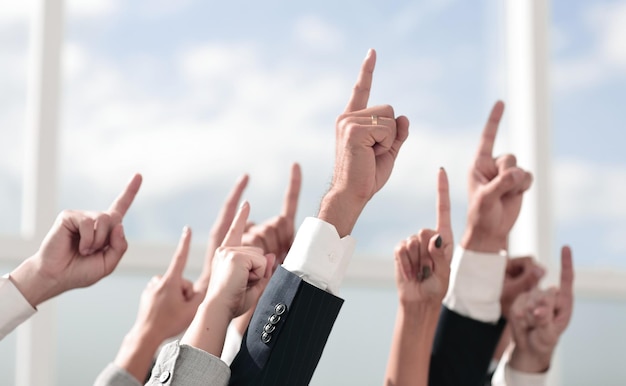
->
[1,0,625,270]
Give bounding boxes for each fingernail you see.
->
[435,235,442,248]
[183,225,190,234]
[422,266,432,280]
[366,48,373,58]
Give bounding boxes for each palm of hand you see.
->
[138,280,200,340]
[398,273,448,305]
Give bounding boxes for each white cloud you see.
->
[0,1,32,24]
[293,16,345,53]
[390,0,458,36]
[179,44,257,85]
[66,0,118,18]
[0,0,117,24]
[553,1,626,93]
[554,157,626,223]
[594,2,626,67]
[59,41,345,206]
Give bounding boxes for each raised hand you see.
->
[500,256,545,319]
[134,227,203,341]
[11,174,142,306]
[196,174,249,291]
[320,49,409,236]
[206,202,275,320]
[114,227,203,383]
[508,246,575,373]
[243,163,301,265]
[394,168,454,306]
[182,202,274,357]
[386,168,453,386]
[462,102,533,253]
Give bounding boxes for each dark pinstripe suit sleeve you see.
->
[429,306,506,386]
[228,266,343,386]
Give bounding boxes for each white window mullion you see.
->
[16,0,64,385]
[505,0,559,385]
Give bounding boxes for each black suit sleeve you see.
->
[229,266,343,386]
[429,306,506,386]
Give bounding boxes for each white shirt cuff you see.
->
[220,323,243,365]
[492,359,548,386]
[0,274,37,340]
[442,246,507,323]
[281,217,356,296]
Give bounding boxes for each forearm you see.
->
[318,190,366,237]
[113,326,162,383]
[461,228,507,254]
[10,256,56,307]
[508,347,552,374]
[385,304,440,386]
[180,298,231,357]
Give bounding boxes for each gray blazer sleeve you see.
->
[94,363,142,386]
[94,340,230,386]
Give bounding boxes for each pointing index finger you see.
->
[165,226,192,278]
[477,101,504,158]
[108,173,143,217]
[436,167,452,235]
[221,201,250,247]
[281,163,302,220]
[559,245,574,297]
[344,48,376,113]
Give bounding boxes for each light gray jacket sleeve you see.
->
[94,363,142,386]
[94,341,230,386]
[146,340,230,386]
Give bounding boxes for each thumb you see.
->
[481,168,525,204]
[103,224,128,275]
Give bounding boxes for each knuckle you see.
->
[380,104,395,118]
[352,83,370,96]
[343,121,361,138]
[408,237,420,251]
[394,243,407,257]
[335,113,350,125]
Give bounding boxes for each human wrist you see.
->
[460,229,507,253]
[318,189,366,237]
[509,347,552,374]
[114,326,163,382]
[181,296,232,357]
[399,301,441,323]
[10,256,57,307]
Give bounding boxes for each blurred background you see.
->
[0,0,625,384]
